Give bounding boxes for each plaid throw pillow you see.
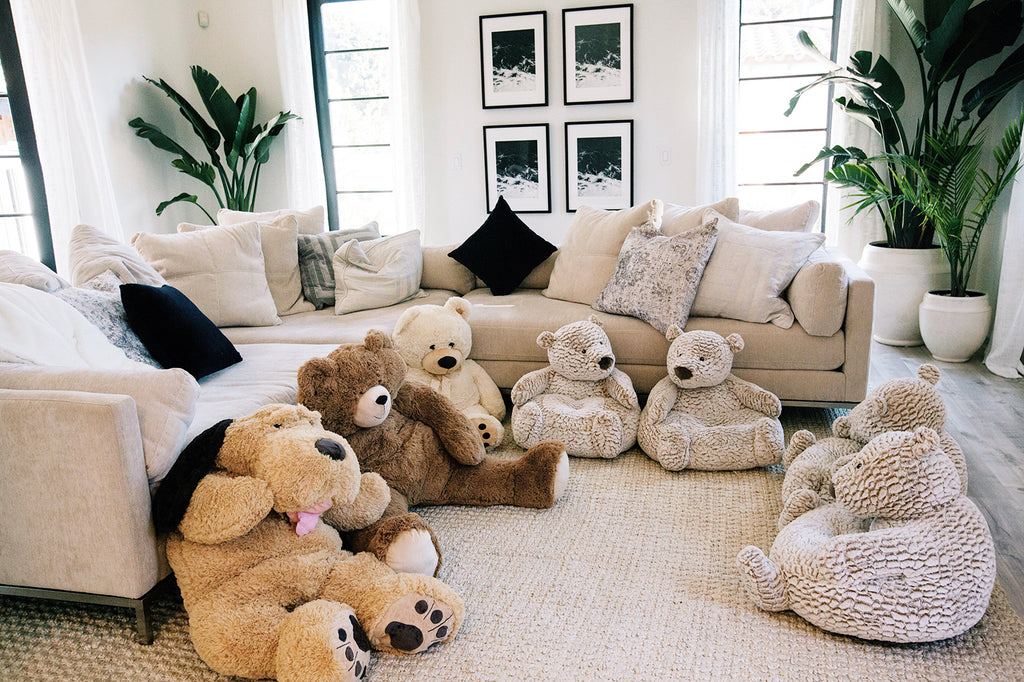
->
[296,222,380,308]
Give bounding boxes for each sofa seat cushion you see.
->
[219,289,457,345]
[463,289,844,372]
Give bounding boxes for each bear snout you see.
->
[598,356,614,371]
[315,438,346,461]
[438,355,457,370]
[675,366,693,381]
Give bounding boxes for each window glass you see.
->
[741,0,835,24]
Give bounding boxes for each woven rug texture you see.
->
[2,407,1024,681]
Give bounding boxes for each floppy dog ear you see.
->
[178,472,274,545]
[152,419,232,534]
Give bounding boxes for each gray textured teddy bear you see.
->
[511,316,640,458]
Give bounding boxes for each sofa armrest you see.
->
[839,255,875,403]
[0,388,162,599]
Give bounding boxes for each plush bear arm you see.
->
[178,472,273,545]
[394,381,485,465]
[324,472,391,531]
[643,377,679,425]
[821,525,928,583]
[603,369,640,409]
[726,375,782,418]
[511,368,552,406]
[466,359,506,420]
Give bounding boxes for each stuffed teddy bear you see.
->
[637,327,784,471]
[510,315,640,459]
[738,427,996,643]
[297,330,569,577]
[392,296,506,449]
[153,404,465,682]
[779,363,967,528]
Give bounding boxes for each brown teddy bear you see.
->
[153,403,465,682]
[297,330,569,578]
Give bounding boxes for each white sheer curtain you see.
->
[696,0,738,204]
[390,0,426,240]
[271,0,328,217]
[10,0,122,276]
[984,137,1024,378]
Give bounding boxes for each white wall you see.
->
[419,0,699,246]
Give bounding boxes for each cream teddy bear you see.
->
[393,296,506,449]
[511,315,640,458]
[779,363,967,528]
[637,327,783,471]
[738,427,996,643]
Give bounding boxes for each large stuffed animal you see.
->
[297,330,569,577]
[738,427,995,643]
[780,363,967,528]
[153,404,465,682]
[511,315,640,459]
[637,327,783,470]
[392,296,506,449]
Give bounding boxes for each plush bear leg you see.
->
[323,552,465,655]
[511,402,544,449]
[648,424,691,471]
[468,413,505,450]
[341,491,442,577]
[276,600,371,682]
[783,429,817,467]
[590,411,624,459]
[428,440,569,508]
[777,488,821,530]
[736,546,789,612]
[753,417,785,467]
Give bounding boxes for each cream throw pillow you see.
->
[0,249,69,291]
[691,210,825,327]
[68,224,167,287]
[543,199,664,305]
[738,200,821,232]
[661,197,740,235]
[217,205,326,235]
[131,221,281,327]
[179,215,315,316]
[333,230,425,315]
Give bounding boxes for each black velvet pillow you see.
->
[120,284,242,379]
[448,196,557,296]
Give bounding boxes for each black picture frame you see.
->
[483,124,552,213]
[479,11,548,109]
[564,120,633,212]
[562,4,634,105]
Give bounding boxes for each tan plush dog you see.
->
[153,404,465,682]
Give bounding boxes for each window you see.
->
[308,0,394,232]
[737,0,840,224]
[0,0,53,269]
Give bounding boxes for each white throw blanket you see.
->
[0,282,149,370]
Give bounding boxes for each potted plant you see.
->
[788,0,1024,346]
[129,66,297,222]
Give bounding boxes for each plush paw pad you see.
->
[384,528,439,577]
[472,416,503,449]
[331,612,372,680]
[372,593,456,653]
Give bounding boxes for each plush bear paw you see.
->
[472,415,505,449]
[591,411,623,459]
[515,440,570,507]
[385,528,440,577]
[512,402,544,449]
[276,600,372,682]
[736,546,788,613]
[652,427,691,471]
[783,429,817,467]
[370,593,459,654]
[754,418,785,467]
[778,488,821,530]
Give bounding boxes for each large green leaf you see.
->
[228,89,257,168]
[922,0,972,67]
[924,0,958,30]
[795,145,868,177]
[247,112,299,164]
[933,0,1023,83]
[961,43,1024,122]
[156,192,206,217]
[885,0,927,50]
[129,118,200,166]
[171,158,217,188]
[847,51,906,112]
[191,65,241,152]
[142,77,220,153]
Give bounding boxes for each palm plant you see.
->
[129,66,297,222]
[788,0,1024,250]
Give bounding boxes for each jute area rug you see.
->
[3,408,1024,681]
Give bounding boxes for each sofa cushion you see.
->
[544,199,664,305]
[296,222,382,308]
[448,196,557,295]
[67,224,167,288]
[660,197,739,236]
[421,245,477,295]
[333,230,424,314]
[738,200,820,232]
[787,246,849,337]
[217,205,326,235]
[131,221,280,327]
[121,284,243,379]
[0,250,69,291]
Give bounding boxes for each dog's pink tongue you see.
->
[286,500,333,536]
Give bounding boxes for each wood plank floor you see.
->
[868,340,1024,622]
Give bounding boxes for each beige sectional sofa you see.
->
[0,237,873,643]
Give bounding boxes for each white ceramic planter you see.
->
[858,243,949,346]
[919,291,992,362]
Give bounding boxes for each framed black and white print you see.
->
[479,12,548,109]
[565,120,633,211]
[562,4,633,105]
[483,124,551,213]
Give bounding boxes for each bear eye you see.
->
[273,423,282,429]
[448,342,455,348]
[855,463,862,469]
[698,356,705,362]
[429,344,436,350]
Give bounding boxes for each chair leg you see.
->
[134,597,154,645]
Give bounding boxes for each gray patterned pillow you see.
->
[297,221,381,308]
[593,219,719,334]
[54,282,161,367]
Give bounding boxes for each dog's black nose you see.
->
[675,366,693,381]
[375,394,389,405]
[598,356,614,370]
[438,355,457,369]
[315,438,346,461]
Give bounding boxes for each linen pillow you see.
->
[786,246,849,336]
[691,210,825,327]
[448,196,557,295]
[593,219,719,334]
[661,197,740,236]
[54,284,161,367]
[217,205,326,235]
[131,221,280,327]
[179,215,314,316]
[67,223,167,287]
[297,222,382,308]
[0,250,69,291]
[738,200,821,232]
[543,199,664,305]
[421,245,477,295]
[120,283,242,379]
[333,230,425,315]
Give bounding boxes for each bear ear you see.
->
[445,296,472,320]
[588,314,604,327]
[393,308,421,337]
[364,329,393,351]
[725,333,744,353]
[910,426,941,458]
[666,324,683,342]
[537,331,556,348]
[917,363,940,386]
[297,357,335,399]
